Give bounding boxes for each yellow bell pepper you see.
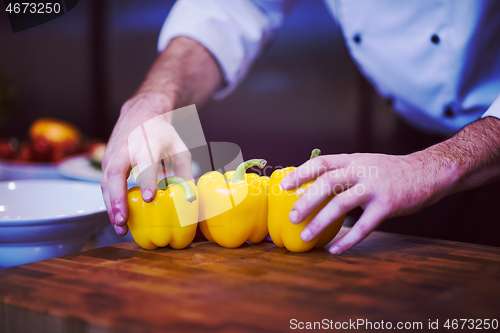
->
[198,159,269,248]
[127,176,198,250]
[268,149,345,252]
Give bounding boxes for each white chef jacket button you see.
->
[353,34,361,44]
[431,34,440,44]
[444,106,454,117]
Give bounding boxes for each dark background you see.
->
[0,0,397,162]
[1,0,498,246]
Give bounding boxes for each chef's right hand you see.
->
[101,92,193,236]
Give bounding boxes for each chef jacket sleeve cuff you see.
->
[481,93,500,120]
[157,0,294,100]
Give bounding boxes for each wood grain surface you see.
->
[1,227,500,333]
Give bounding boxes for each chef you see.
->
[101,0,500,254]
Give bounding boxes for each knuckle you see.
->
[135,151,153,165]
[376,194,393,209]
[325,170,338,180]
[334,195,350,211]
[313,157,329,172]
[110,199,123,209]
[106,166,124,177]
[308,221,322,234]
[357,222,371,234]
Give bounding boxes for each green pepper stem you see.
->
[231,159,267,182]
[310,148,321,159]
[157,176,196,203]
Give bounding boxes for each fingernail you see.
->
[115,213,125,226]
[114,225,126,235]
[289,210,299,223]
[301,228,312,242]
[280,180,289,190]
[329,246,341,255]
[143,189,153,202]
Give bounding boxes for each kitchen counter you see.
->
[1,227,499,332]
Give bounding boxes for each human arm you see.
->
[158,0,298,98]
[280,116,500,254]
[102,0,298,235]
[101,36,222,236]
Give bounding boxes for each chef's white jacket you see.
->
[158,0,500,135]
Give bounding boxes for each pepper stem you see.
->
[157,176,196,203]
[310,148,321,159]
[231,159,267,182]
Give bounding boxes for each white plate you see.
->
[0,179,106,222]
[0,180,108,268]
[57,155,201,184]
[0,158,63,181]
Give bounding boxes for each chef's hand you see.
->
[280,153,444,254]
[281,116,500,254]
[100,37,223,236]
[101,92,193,236]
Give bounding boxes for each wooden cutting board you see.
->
[1,227,500,332]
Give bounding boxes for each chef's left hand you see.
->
[280,152,450,254]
